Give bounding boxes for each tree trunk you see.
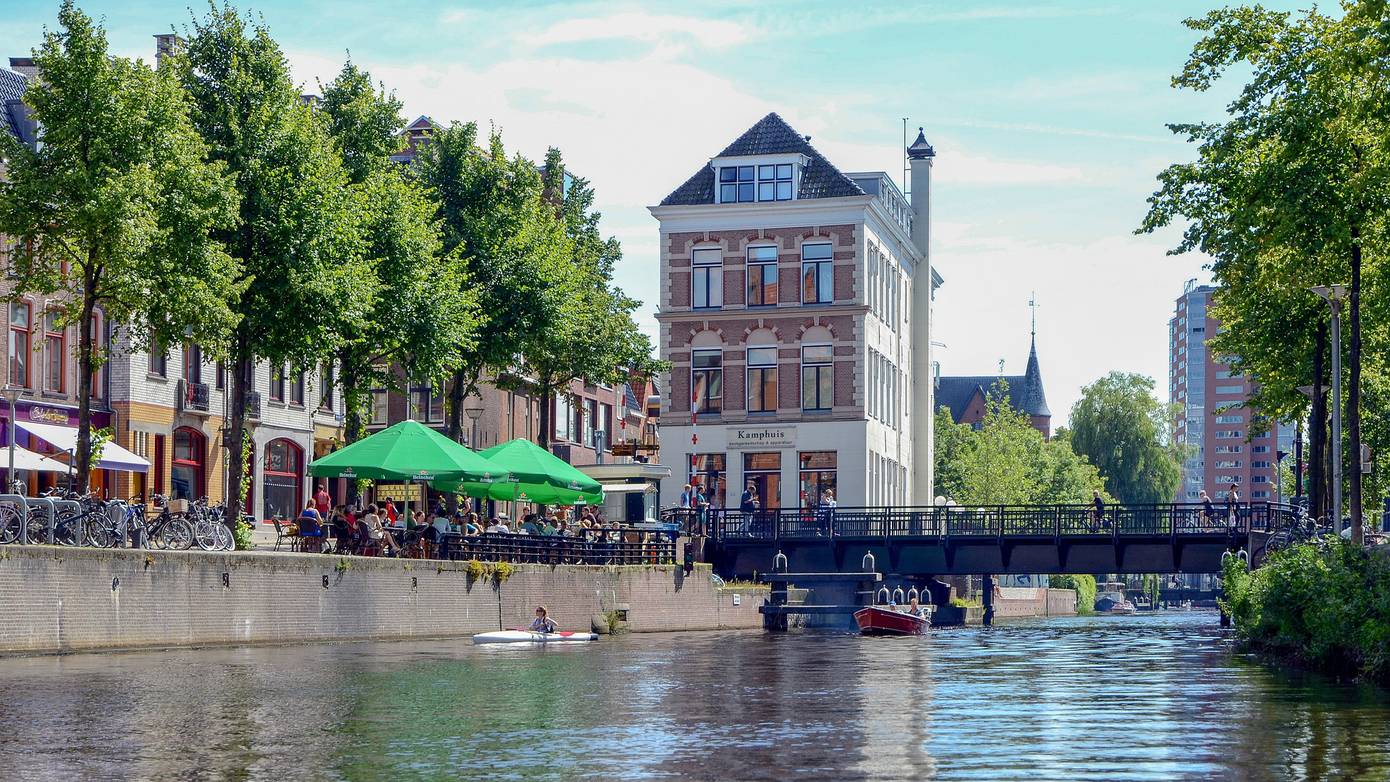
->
[338,347,364,507]
[1348,235,1364,545]
[226,332,250,517]
[74,287,97,494]
[1310,317,1326,520]
[537,386,554,451]
[446,368,467,443]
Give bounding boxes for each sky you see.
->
[1,0,1304,424]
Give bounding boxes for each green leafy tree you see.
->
[523,149,664,449]
[1069,373,1183,505]
[176,5,372,511]
[934,382,1107,506]
[413,123,567,444]
[319,61,476,457]
[1140,4,1390,542]
[0,2,241,491]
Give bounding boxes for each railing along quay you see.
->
[663,502,1302,543]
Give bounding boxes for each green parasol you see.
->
[434,438,603,505]
[307,420,501,483]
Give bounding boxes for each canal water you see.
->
[0,611,1385,781]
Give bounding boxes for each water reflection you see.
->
[0,613,1385,780]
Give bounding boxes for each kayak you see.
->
[472,630,599,645]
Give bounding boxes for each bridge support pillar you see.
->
[982,574,996,627]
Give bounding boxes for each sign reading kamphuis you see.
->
[727,426,796,449]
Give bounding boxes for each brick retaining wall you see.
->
[0,547,765,655]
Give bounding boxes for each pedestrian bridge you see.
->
[664,502,1299,577]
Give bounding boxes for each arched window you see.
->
[263,439,303,520]
[171,427,205,501]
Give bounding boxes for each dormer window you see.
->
[718,163,794,203]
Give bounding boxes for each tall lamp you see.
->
[1,385,19,495]
[464,398,484,450]
[1310,284,1347,533]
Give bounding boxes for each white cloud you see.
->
[530,12,752,49]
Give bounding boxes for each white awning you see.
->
[2,445,71,473]
[600,483,651,494]
[16,420,151,473]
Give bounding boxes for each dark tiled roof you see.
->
[659,112,864,206]
[0,67,27,140]
[938,339,1050,421]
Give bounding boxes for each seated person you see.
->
[298,500,324,536]
[360,504,402,555]
[464,512,481,536]
[521,514,541,536]
[529,606,557,634]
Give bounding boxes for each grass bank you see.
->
[1222,540,1390,684]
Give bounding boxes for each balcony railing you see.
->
[178,379,211,414]
[243,391,262,421]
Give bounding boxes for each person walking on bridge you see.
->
[1226,484,1241,531]
[1200,490,1215,531]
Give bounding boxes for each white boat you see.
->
[1094,581,1138,615]
[471,630,599,645]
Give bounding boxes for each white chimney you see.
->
[907,128,936,505]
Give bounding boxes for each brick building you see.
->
[1169,279,1292,502]
[650,113,941,510]
[935,334,1051,437]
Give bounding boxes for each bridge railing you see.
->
[662,502,1303,543]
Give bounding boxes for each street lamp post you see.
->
[1311,285,1347,534]
[463,399,484,451]
[1,385,19,494]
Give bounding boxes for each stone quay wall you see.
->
[0,546,764,655]
[995,587,1078,619]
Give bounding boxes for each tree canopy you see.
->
[934,382,1108,506]
[1068,373,1183,505]
[0,1,241,489]
[1140,3,1390,541]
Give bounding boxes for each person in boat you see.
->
[905,597,928,619]
[529,606,557,633]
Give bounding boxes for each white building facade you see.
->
[651,113,939,511]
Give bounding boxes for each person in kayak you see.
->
[529,606,557,633]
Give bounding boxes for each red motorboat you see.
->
[854,605,929,636]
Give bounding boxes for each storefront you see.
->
[0,401,139,495]
[663,422,865,511]
[578,462,671,523]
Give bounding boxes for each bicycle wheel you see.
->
[85,517,114,549]
[158,517,194,550]
[0,503,21,544]
[213,522,234,551]
[54,510,83,546]
[25,507,50,544]
[193,520,219,551]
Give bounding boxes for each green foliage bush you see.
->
[1222,541,1390,683]
[1048,574,1097,614]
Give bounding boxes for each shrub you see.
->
[1223,540,1390,683]
[1048,574,1096,614]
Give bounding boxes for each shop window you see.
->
[171,427,204,501]
[743,452,781,510]
[263,439,303,521]
[689,453,726,509]
[799,451,837,508]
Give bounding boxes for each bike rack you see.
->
[106,500,128,548]
[24,497,55,545]
[0,493,25,544]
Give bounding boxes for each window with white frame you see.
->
[746,246,778,306]
[801,243,833,304]
[691,248,723,309]
[692,349,723,414]
[801,344,833,411]
[719,163,793,203]
[746,346,778,413]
